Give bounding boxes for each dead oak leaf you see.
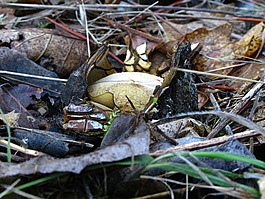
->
[194,22,264,76]
[157,23,232,59]
[147,21,204,41]
[184,23,232,53]
[162,21,204,41]
[233,22,264,58]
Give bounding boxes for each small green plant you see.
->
[90,153,263,198]
[0,173,67,197]
[137,152,262,198]
[38,21,52,28]
[103,110,120,132]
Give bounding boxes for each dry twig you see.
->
[0,139,44,156]
[150,130,260,157]
[207,82,264,138]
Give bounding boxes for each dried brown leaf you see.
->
[0,110,20,126]
[0,119,150,177]
[0,28,88,78]
[185,23,232,52]
[160,21,205,41]
[0,84,42,128]
[194,22,264,76]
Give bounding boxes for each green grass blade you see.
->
[2,173,67,197]
[189,152,265,169]
[143,162,260,197]
[150,152,265,170]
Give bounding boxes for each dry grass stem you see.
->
[0,139,44,156]
[149,130,260,157]
[0,70,68,82]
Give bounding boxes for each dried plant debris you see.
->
[0,121,150,178]
[13,129,76,157]
[229,56,265,88]
[0,28,88,77]
[155,21,264,78]
[0,0,264,198]
[193,22,264,76]
[60,69,87,105]
[0,47,64,96]
[154,117,210,142]
[101,113,150,147]
[0,84,42,128]
[150,136,255,171]
[153,42,199,118]
[153,111,265,138]
[111,179,169,198]
[0,110,20,126]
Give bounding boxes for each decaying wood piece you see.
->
[152,42,202,118]
[152,111,265,136]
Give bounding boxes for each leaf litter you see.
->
[0,0,265,198]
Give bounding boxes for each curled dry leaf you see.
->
[0,28,88,78]
[88,72,163,111]
[101,113,150,147]
[184,23,233,53]
[192,22,264,76]
[157,22,264,78]
[159,21,205,41]
[154,118,210,143]
[0,110,20,126]
[156,23,233,58]
[198,90,209,110]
